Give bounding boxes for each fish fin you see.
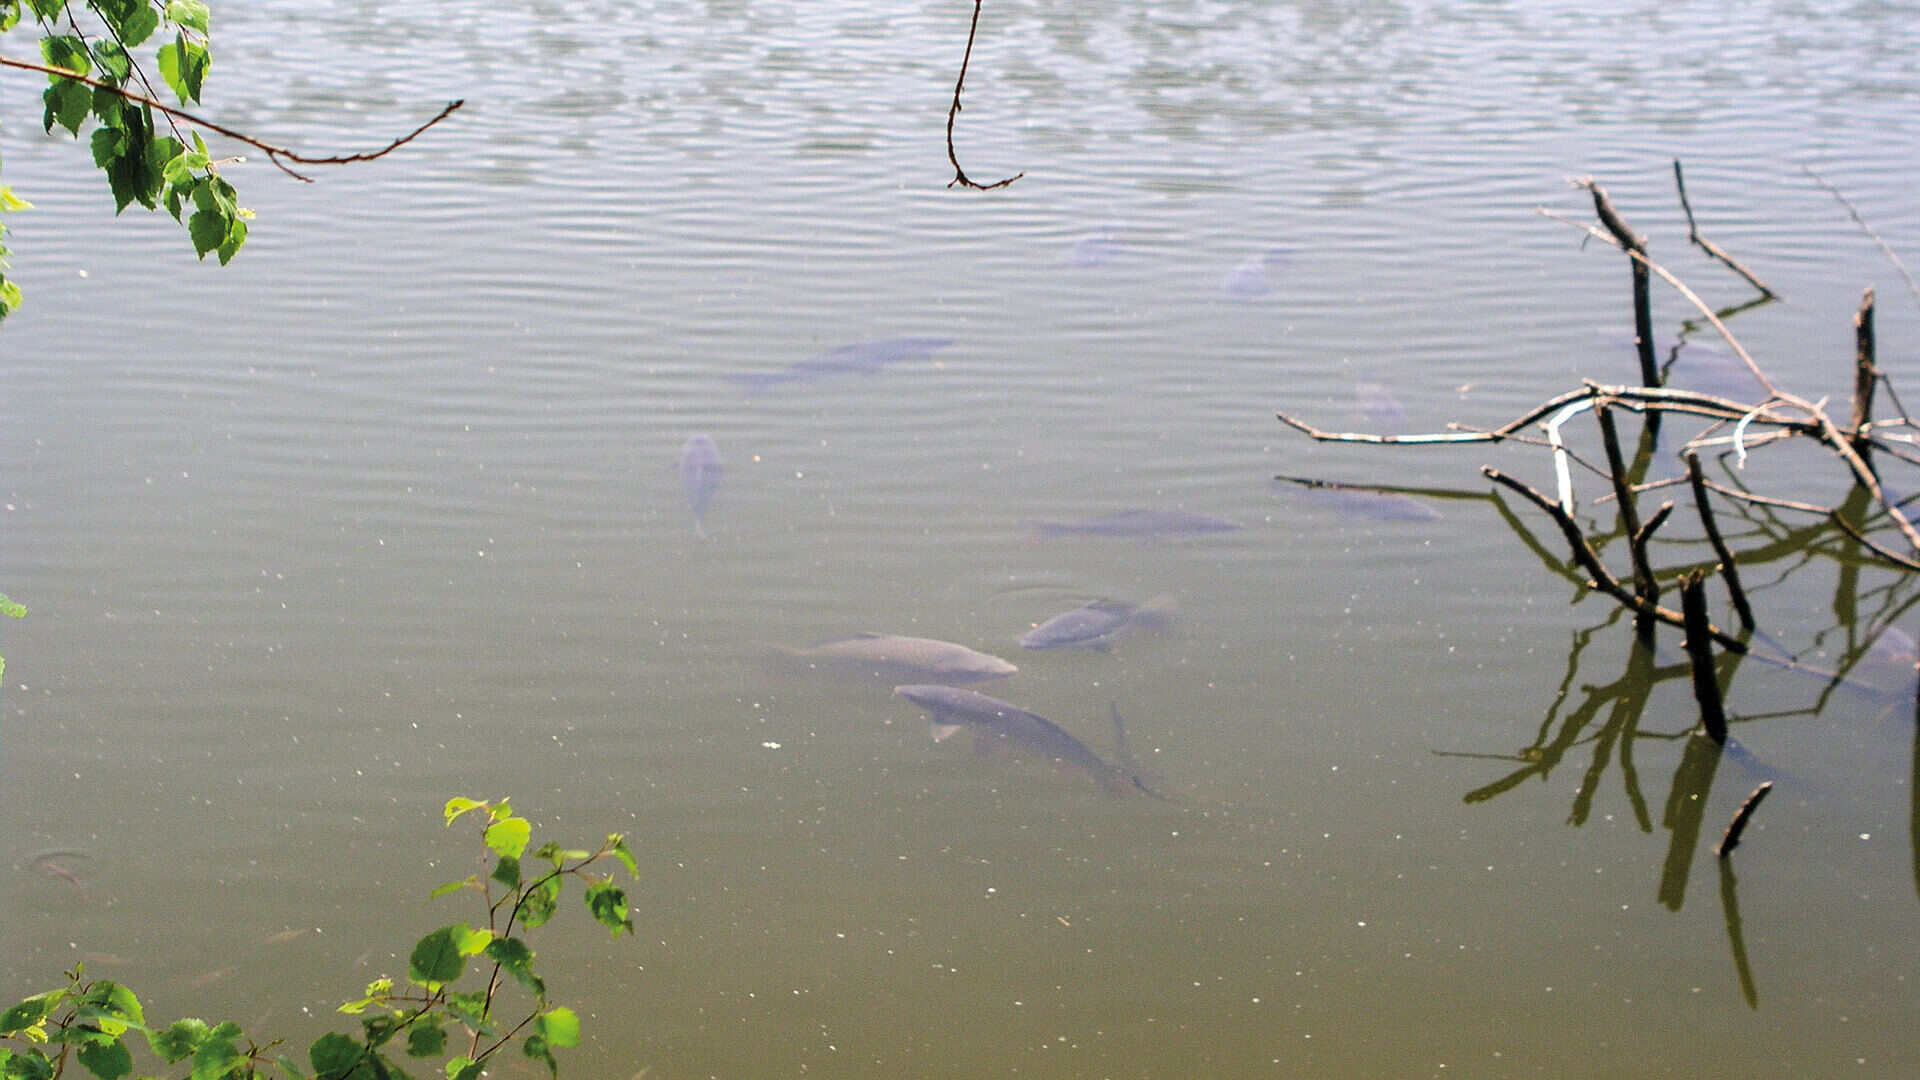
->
[930,723,963,743]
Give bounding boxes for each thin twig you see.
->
[1685,453,1757,630]
[1776,391,1920,552]
[1283,384,1808,449]
[1483,467,1746,651]
[0,55,462,182]
[1697,480,1832,516]
[1715,781,1774,857]
[1540,209,1778,398]
[1673,160,1777,299]
[945,0,1021,191]
[1805,166,1920,310]
[1830,511,1920,571]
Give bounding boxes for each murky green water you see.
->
[6,1,1920,1076]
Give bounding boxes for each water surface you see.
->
[5,1,1920,1076]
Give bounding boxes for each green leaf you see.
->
[25,0,63,21]
[2,1047,56,1080]
[0,279,21,320]
[79,982,143,1033]
[118,4,161,48]
[519,1035,556,1080]
[156,35,208,104]
[0,190,31,214]
[608,835,638,878]
[441,993,492,1038]
[189,1022,243,1080]
[407,926,468,989]
[74,1038,132,1080]
[584,880,632,937]
[443,1058,482,1080]
[483,817,530,860]
[357,1015,399,1051]
[215,215,247,266]
[39,35,91,78]
[454,923,492,956]
[482,938,543,999]
[518,875,560,930]
[427,877,475,900]
[490,855,520,889]
[442,798,486,826]
[402,1018,444,1060]
[166,0,210,34]
[43,79,92,137]
[92,124,130,169]
[89,40,132,85]
[149,1019,211,1063]
[336,975,396,1014]
[188,208,228,258]
[273,1053,309,1080]
[533,1008,578,1049]
[308,1033,364,1079]
[1,991,64,1036]
[488,800,514,823]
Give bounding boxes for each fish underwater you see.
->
[1020,596,1177,651]
[892,685,1160,796]
[775,633,1017,686]
[1021,509,1243,542]
[678,434,723,535]
[1222,248,1290,301]
[725,336,956,395]
[1354,381,1407,429]
[1067,228,1125,268]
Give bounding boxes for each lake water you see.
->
[6,1,1920,1076]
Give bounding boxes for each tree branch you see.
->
[945,0,1021,191]
[0,54,463,183]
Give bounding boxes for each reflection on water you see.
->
[6,0,1920,1076]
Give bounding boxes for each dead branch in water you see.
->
[1806,166,1920,310]
[1715,782,1774,857]
[1673,160,1777,300]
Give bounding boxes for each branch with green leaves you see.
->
[0,797,639,1080]
[0,0,462,321]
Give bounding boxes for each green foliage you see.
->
[2,0,249,320]
[0,592,21,693]
[0,798,641,1080]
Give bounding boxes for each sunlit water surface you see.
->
[6,1,1920,1076]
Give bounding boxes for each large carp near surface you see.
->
[4,1,1919,1076]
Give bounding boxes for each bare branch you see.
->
[1672,160,1777,299]
[945,0,1021,191]
[1482,466,1747,651]
[1805,165,1920,310]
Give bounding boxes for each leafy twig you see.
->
[0,54,463,182]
